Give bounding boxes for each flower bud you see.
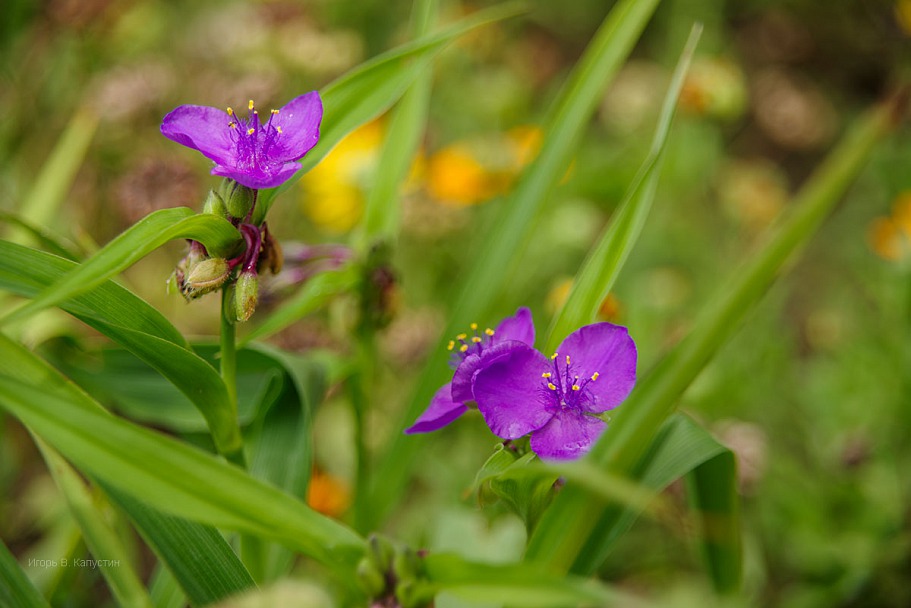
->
[355,557,386,598]
[202,189,228,217]
[184,257,231,297]
[234,271,259,322]
[220,180,255,220]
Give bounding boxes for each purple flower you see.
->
[404,307,536,434]
[472,323,637,460]
[161,93,322,190]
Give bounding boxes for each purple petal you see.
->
[492,306,535,346]
[161,105,236,166]
[211,160,302,190]
[557,322,637,413]
[472,343,555,440]
[530,409,606,461]
[272,92,322,161]
[404,383,467,434]
[451,340,522,404]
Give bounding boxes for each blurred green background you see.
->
[1,0,910,606]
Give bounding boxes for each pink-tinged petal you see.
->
[557,322,637,413]
[404,383,467,434]
[530,409,606,461]
[211,161,301,190]
[492,306,535,346]
[161,105,235,165]
[451,340,523,403]
[272,92,322,161]
[473,343,555,440]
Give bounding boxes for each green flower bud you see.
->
[221,180,255,220]
[355,556,386,598]
[202,190,228,217]
[185,258,231,297]
[369,534,395,573]
[234,271,259,322]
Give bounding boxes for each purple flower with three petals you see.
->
[161,93,323,190]
[472,323,637,460]
[404,307,536,434]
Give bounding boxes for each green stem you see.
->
[219,287,245,467]
[349,332,375,534]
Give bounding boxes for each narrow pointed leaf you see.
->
[544,23,701,352]
[0,537,51,608]
[1,208,243,326]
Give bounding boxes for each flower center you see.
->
[226,100,284,171]
[539,353,600,411]
[446,322,495,368]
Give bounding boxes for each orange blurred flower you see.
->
[868,192,911,262]
[306,469,350,518]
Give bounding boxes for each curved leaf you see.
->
[0,537,51,608]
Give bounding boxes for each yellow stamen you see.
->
[565,355,571,365]
[248,99,255,110]
[228,122,237,129]
[271,109,279,115]
[471,336,482,343]
[227,107,234,115]
[447,340,455,351]
[459,344,469,353]
[456,333,467,340]
[485,328,495,336]
[541,372,552,378]
[551,352,558,360]
[547,383,557,391]
[591,372,599,382]
[276,126,283,134]
[246,128,255,135]
[572,385,581,391]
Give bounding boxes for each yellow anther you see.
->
[248,99,255,110]
[572,385,581,391]
[471,336,482,343]
[547,383,557,391]
[246,128,255,135]
[541,372,552,378]
[591,372,599,382]
[228,122,237,129]
[459,344,468,353]
[276,126,283,134]
[551,352,558,360]
[485,328,495,336]
[447,340,455,351]
[470,322,478,330]
[271,109,279,115]
[456,333,467,340]
[565,355,571,365]
[227,107,234,115]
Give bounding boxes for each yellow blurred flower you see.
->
[300,120,384,233]
[868,192,911,262]
[427,126,542,207]
[896,0,911,34]
[679,56,747,121]
[544,277,622,322]
[306,469,350,518]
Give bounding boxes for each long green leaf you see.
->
[526,94,903,573]
[544,23,701,352]
[255,2,523,219]
[358,0,436,247]
[421,553,646,607]
[0,240,241,455]
[0,212,81,260]
[0,335,365,572]
[36,440,153,608]
[101,484,256,607]
[0,537,51,608]
[371,0,663,531]
[0,208,243,327]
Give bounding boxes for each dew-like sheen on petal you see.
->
[556,322,637,413]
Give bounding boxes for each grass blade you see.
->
[0,537,51,608]
[544,23,702,352]
[0,208,243,327]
